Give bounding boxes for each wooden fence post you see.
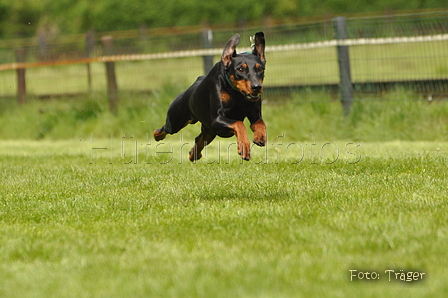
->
[85,30,95,93]
[334,17,353,116]
[200,28,214,75]
[15,48,26,104]
[101,35,118,114]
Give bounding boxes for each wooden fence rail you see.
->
[1,17,448,113]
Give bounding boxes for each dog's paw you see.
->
[238,142,251,161]
[253,134,266,147]
[238,151,251,161]
[252,138,266,147]
[154,129,167,141]
[189,148,202,162]
[241,155,250,161]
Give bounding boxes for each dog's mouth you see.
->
[243,92,261,102]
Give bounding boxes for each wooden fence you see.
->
[1,11,448,114]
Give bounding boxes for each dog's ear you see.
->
[221,34,240,67]
[252,32,266,64]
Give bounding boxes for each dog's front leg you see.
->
[212,116,251,161]
[250,119,266,147]
[228,121,251,160]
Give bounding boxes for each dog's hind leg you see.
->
[154,90,193,141]
[153,127,167,141]
[154,117,197,142]
[189,126,216,161]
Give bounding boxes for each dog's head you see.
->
[221,32,266,102]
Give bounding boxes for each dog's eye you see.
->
[237,67,245,73]
[257,67,264,73]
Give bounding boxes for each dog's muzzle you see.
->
[244,84,263,102]
[244,93,261,102]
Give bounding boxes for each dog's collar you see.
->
[225,73,241,92]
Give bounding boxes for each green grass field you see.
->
[1,139,448,297]
[1,87,448,297]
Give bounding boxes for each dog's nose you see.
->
[252,84,262,93]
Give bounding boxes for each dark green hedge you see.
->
[0,0,445,38]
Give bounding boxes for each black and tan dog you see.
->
[154,32,266,161]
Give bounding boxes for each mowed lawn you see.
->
[1,139,447,297]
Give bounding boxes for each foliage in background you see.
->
[0,0,446,38]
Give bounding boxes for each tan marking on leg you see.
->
[250,119,266,146]
[229,121,251,160]
[189,145,202,161]
[154,129,167,141]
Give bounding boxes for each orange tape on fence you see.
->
[0,57,100,71]
[0,48,224,71]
